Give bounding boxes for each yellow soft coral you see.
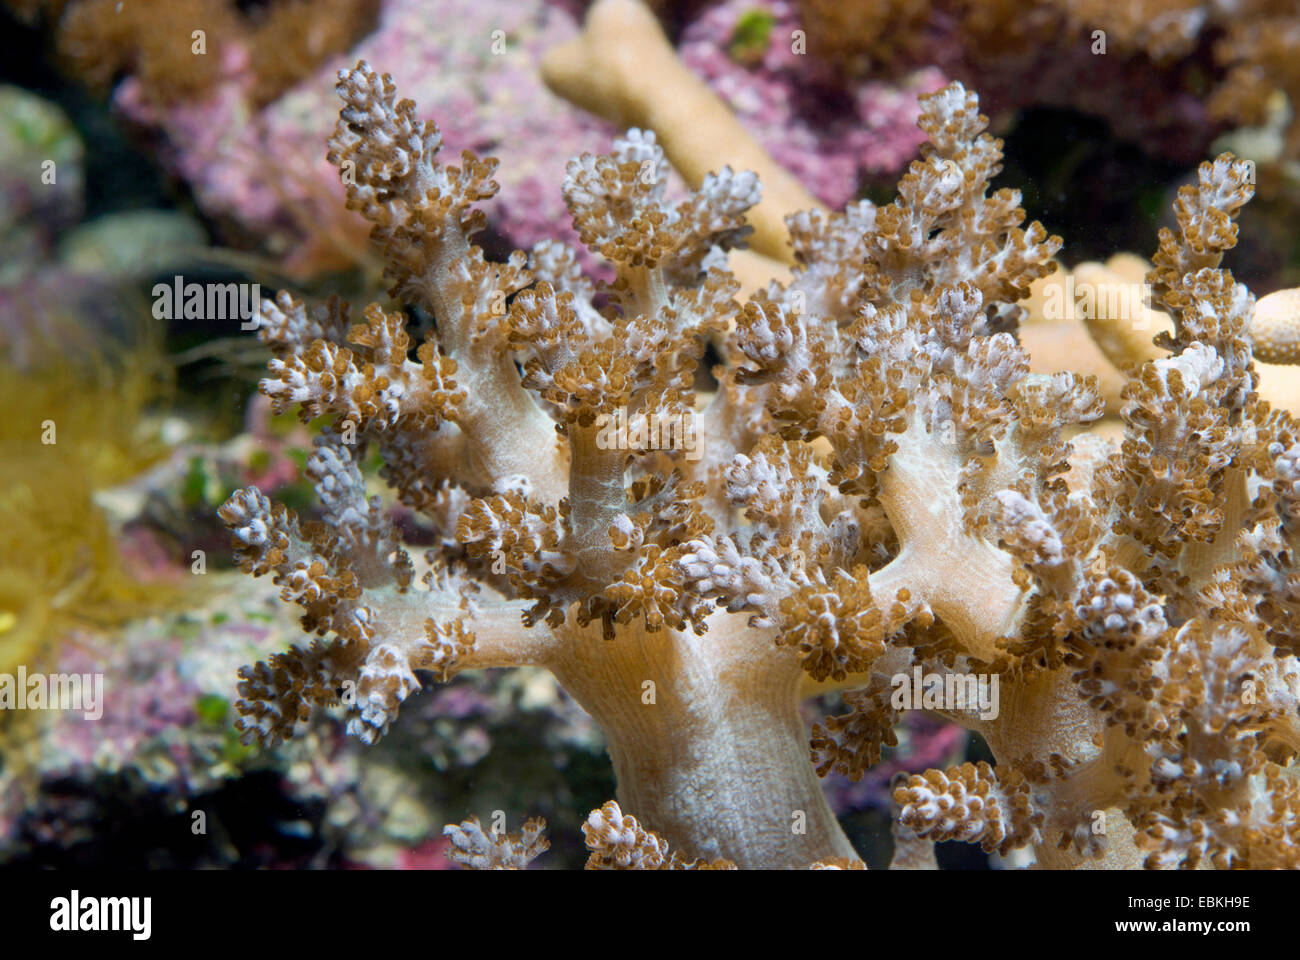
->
[0,345,174,676]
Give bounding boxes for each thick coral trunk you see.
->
[972,669,1146,868]
[546,612,857,868]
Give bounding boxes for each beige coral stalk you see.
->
[541,0,819,267]
[1024,257,1300,416]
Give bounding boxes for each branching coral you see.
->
[222,60,1300,869]
[11,0,380,108]
[1020,256,1300,418]
[441,799,928,869]
[1060,0,1300,157]
[790,0,1300,161]
[442,815,549,869]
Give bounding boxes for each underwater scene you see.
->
[2,0,1300,875]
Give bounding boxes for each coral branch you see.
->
[443,816,549,870]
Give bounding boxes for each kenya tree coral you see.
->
[220,60,1300,869]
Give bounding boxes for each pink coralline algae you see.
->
[107,0,946,276]
[114,0,616,276]
[678,0,947,208]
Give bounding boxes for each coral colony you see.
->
[220,59,1300,870]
